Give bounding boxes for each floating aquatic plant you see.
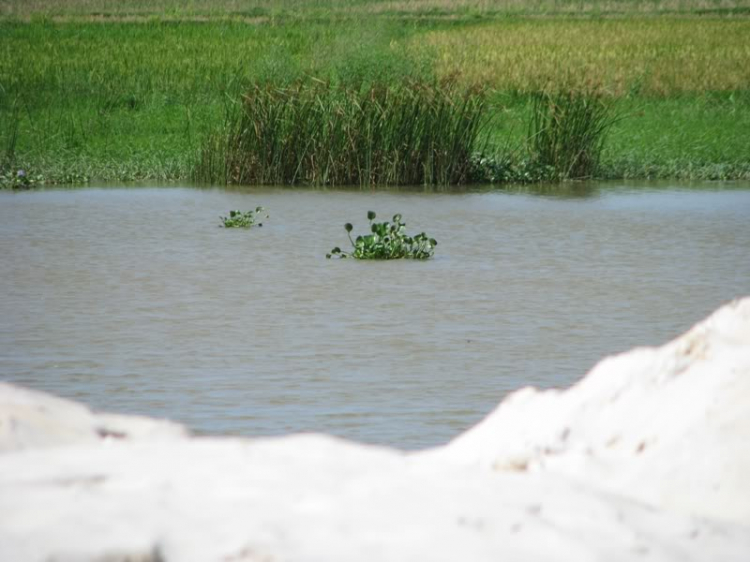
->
[327,211,437,260]
[0,168,43,190]
[220,207,268,228]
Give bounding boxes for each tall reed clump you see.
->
[528,90,619,180]
[196,80,488,187]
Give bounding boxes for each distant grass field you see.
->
[1,2,749,185]
[0,18,433,182]
[3,0,750,18]
[421,19,750,95]
[487,92,750,180]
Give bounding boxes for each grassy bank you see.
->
[485,92,750,181]
[0,18,433,183]
[1,6,749,186]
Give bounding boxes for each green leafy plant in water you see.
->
[0,168,43,190]
[220,206,268,228]
[327,211,437,260]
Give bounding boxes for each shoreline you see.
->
[2,297,749,560]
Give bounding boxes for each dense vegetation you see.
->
[328,211,437,260]
[1,0,749,186]
[197,81,487,186]
[220,207,267,228]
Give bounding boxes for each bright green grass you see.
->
[602,96,750,180]
[1,17,749,184]
[486,92,750,180]
[0,19,430,182]
[3,0,750,19]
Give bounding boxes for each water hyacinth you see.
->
[327,211,437,260]
[220,207,268,228]
[0,167,42,190]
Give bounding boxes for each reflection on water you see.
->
[1,183,749,449]
[211,180,603,197]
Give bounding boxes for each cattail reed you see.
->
[196,80,488,187]
[527,90,619,180]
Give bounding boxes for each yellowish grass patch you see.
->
[417,18,750,94]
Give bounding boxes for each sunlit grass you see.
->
[482,92,750,180]
[419,18,750,95]
[0,19,425,182]
[3,0,750,18]
[1,9,749,184]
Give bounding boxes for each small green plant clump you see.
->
[327,211,437,260]
[470,153,557,184]
[0,168,43,190]
[220,207,268,228]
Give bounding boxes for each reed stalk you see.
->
[528,90,619,180]
[197,80,488,187]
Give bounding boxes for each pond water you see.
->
[1,183,749,449]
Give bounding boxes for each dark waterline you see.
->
[1,182,749,449]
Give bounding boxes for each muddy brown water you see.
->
[1,183,749,449]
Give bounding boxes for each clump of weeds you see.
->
[199,79,488,187]
[0,168,43,190]
[328,211,437,260]
[220,207,268,228]
[527,88,621,180]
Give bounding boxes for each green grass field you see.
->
[4,0,750,18]
[1,0,749,185]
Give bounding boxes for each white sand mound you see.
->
[0,383,188,453]
[1,297,748,561]
[438,296,750,524]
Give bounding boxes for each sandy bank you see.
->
[1,298,749,561]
